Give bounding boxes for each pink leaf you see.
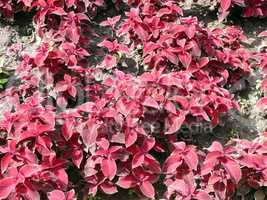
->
[179,52,192,68]
[66,27,79,44]
[125,129,137,148]
[164,51,178,65]
[139,181,155,199]
[48,190,66,200]
[184,148,198,170]
[259,31,267,37]
[164,101,177,114]
[81,121,99,149]
[195,190,211,200]
[135,24,148,41]
[57,96,67,109]
[222,158,241,184]
[143,96,159,109]
[102,55,117,69]
[143,137,155,152]
[101,157,117,180]
[78,102,95,112]
[220,0,232,12]
[66,0,75,8]
[208,141,224,152]
[166,114,185,134]
[0,177,16,199]
[256,97,267,107]
[68,86,77,98]
[100,182,118,194]
[132,153,145,168]
[1,153,12,173]
[163,155,182,173]
[72,149,83,168]
[61,121,73,141]
[20,164,42,178]
[55,169,68,187]
[116,175,137,189]
[261,79,267,91]
[169,96,189,109]
[66,190,75,200]
[169,179,189,196]
[185,25,196,39]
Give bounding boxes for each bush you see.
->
[0,0,266,199]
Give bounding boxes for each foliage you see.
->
[218,0,267,21]
[0,0,266,200]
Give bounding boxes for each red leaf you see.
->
[78,102,95,112]
[256,97,267,107]
[163,155,182,173]
[100,182,118,194]
[48,190,65,200]
[259,31,267,37]
[179,52,192,68]
[195,190,211,200]
[1,153,12,173]
[81,121,99,149]
[61,121,73,141]
[102,55,117,69]
[125,129,137,148]
[0,177,16,199]
[132,153,145,168]
[72,149,83,168]
[139,181,155,199]
[143,96,159,109]
[57,96,67,109]
[66,27,80,44]
[169,179,189,196]
[185,25,196,39]
[166,114,185,134]
[66,190,75,200]
[184,148,198,170]
[21,0,32,7]
[164,50,178,65]
[164,100,177,114]
[220,0,232,12]
[143,137,155,152]
[169,96,189,109]
[116,175,137,189]
[208,141,224,152]
[222,158,241,184]
[66,0,75,8]
[68,86,77,98]
[102,157,117,180]
[261,79,267,91]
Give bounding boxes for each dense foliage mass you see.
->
[0,0,266,200]
[219,0,267,20]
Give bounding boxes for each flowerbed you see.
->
[0,0,266,200]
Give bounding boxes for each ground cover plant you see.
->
[218,0,267,20]
[0,0,266,200]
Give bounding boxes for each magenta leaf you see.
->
[48,190,66,200]
[116,175,137,189]
[222,158,242,184]
[166,114,186,134]
[139,181,155,199]
[101,157,117,180]
[0,177,17,199]
[143,96,159,109]
[220,0,232,12]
